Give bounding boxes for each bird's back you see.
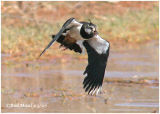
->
[67,24,83,41]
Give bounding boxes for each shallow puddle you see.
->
[1,75,158,113]
[1,41,159,113]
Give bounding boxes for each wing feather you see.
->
[83,37,110,95]
[39,17,81,57]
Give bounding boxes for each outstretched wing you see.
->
[83,35,110,95]
[39,17,82,57]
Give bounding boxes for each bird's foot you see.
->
[62,47,68,51]
[59,44,64,48]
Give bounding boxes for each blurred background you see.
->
[1,1,159,113]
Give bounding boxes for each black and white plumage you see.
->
[39,18,110,95]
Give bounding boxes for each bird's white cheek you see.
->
[85,29,91,34]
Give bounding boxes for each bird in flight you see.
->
[39,18,110,95]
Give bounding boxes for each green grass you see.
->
[92,6,159,42]
[1,4,159,62]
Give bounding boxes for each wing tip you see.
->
[83,77,102,95]
[86,86,102,96]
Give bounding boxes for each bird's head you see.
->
[80,22,98,39]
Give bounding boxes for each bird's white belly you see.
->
[68,25,83,40]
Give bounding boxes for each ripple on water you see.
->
[2,70,158,79]
[115,102,159,108]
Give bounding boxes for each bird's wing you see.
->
[83,35,110,95]
[39,17,82,57]
[52,34,82,53]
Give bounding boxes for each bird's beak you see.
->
[94,30,98,35]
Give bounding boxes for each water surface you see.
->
[1,41,159,113]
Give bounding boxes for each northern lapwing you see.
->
[39,18,110,95]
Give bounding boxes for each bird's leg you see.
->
[62,47,68,51]
[59,44,63,48]
[59,42,69,51]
